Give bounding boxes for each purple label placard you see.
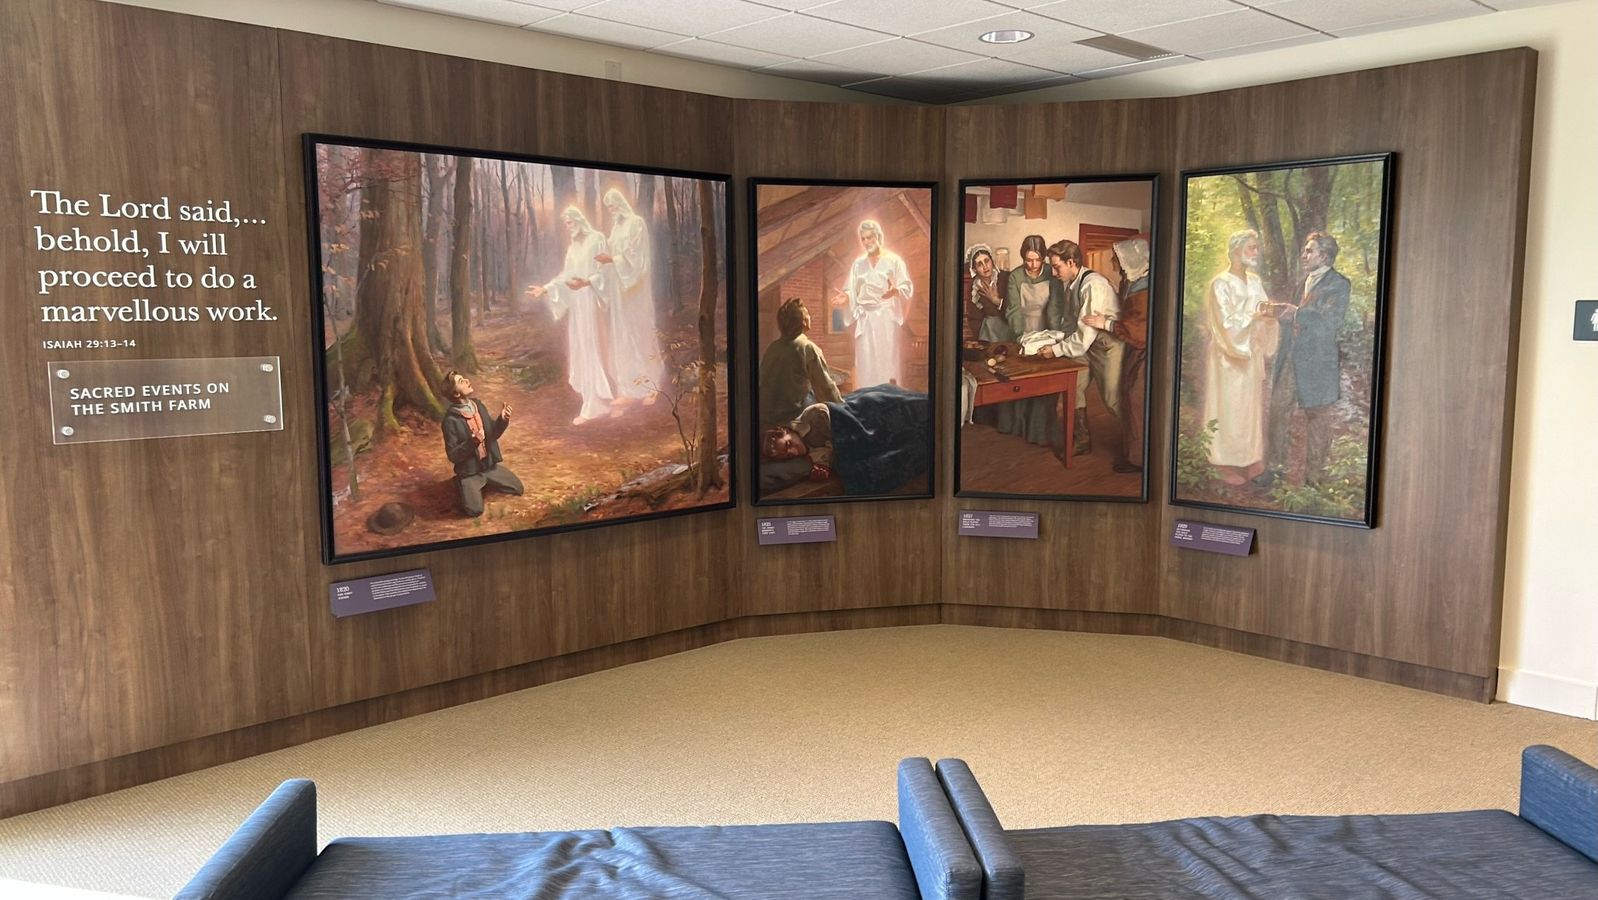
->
[957,510,1040,539]
[1170,519,1256,557]
[330,569,435,618]
[756,515,837,546]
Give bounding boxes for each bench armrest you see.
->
[898,758,982,900]
[174,779,318,900]
[936,759,1024,900]
[1520,745,1598,863]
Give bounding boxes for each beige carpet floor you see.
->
[1,625,1594,898]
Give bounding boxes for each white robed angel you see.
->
[595,188,663,406]
[834,219,912,389]
[527,207,619,425]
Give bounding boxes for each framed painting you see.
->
[305,135,734,563]
[1170,153,1394,528]
[748,179,937,505]
[954,175,1158,501]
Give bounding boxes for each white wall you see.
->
[101,0,875,103]
[1010,0,1598,719]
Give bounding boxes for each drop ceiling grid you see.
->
[372,0,1557,102]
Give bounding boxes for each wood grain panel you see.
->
[1158,51,1537,682]
[0,0,310,781]
[940,99,1174,616]
[731,99,945,616]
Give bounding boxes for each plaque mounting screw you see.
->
[263,415,278,424]
[259,363,275,373]
[55,369,70,379]
[60,426,74,436]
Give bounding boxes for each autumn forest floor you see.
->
[327,291,730,557]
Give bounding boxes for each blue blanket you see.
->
[827,386,931,496]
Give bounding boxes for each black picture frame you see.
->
[953,174,1160,503]
[304,133,738,565]
[747,177,939,507]
[1169,152,1395,529]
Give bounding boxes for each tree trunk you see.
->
[422,154,448,355]
[356,148,445,437]
[550,165,577,220]
[664,178,682,313]
[695,180,722,495]
[450,156,479,373]
[499,159,518,306]
[476,173,490,318]
[584,167,599,225]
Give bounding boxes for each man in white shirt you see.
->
[834,219,913,389]
[1035,239,1124,456]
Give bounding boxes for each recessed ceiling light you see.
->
[979,29,1033,45]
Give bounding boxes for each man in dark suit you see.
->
[441,370,524,517]
[1256,231,1352,487]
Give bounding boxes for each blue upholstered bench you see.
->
[175,757,981,900]
[933,745,1598,900]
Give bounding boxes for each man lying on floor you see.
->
[759,385,931,497]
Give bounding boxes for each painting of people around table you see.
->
[955,177,1156,501]
[749,180,936,505]
[307,136,732,562]
[1171,154,1393,528]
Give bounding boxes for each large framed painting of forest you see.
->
[749,179,936,505]
[955,175,1157,502]
[1171,154,1393,528]
[306,135,733,563]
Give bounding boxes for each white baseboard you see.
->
[1497,667,1598,719]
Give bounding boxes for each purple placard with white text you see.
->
[756,515,837,545]
[957,510,1040,539]
[1170,519,1255,557]
[330,569,436,617]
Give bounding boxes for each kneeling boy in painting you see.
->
[762,402,835,483]
[441,370,525,517]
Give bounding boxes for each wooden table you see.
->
[964,355,1086,468]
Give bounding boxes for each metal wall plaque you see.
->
[756,515,837,545]
[330,569,436,618]
[48,356,283,445]
[1576,300,1598,341]
[1170,519,1256,557]
[957,510,1040,539]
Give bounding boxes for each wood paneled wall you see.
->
[0,0,1535,815]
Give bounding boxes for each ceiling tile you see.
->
[843,76,960,104]
[754,57,884,86]
[1120,8,1316,55]
[1003,39,1135,73]
[1255,0,1485,35]
[576,0,785,34]
[1194,31,1332,59]
[742,0,838,9]
[812,38,988,77]
[1333,9,1492,37]
[516,0,599,9]
[908,55,1071,86]
[523,12,689,48]
[650,38,797,69]
[377,0,563,27]
[910,9,1098,54]
[1476,0,1571,7]
[1031,0,1240,34]
[1071,52,1193,78]
[703,12,892,56]
[806,0,1015,34]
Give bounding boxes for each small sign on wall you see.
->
[1576,300,1598,341]
[330,569,435,617]
[1170,519,1256,557]
[47,356,283,444]
[957,510,1040,539]
[756,515,837,545]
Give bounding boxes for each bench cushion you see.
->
[285,821,919,899]
[1008,810,1598,899]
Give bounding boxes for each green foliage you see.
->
[1175,419,1219,489]
[328,418,372,467]
[1267,435,1367,518]
[547,484,610,520]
